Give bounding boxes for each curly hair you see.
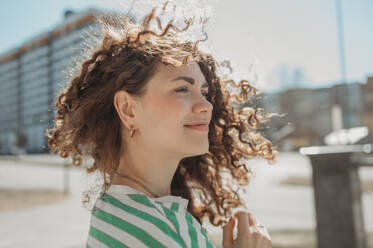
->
[45,1,277,228]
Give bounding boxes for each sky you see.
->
[1,0,372,93]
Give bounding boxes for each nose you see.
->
[192,94,213,116]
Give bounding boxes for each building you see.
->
[329,82,364,129]
[362,77,373,131]
[0,9,129,154]
[261,78,372,150]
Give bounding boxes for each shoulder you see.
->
[87,193,188,248]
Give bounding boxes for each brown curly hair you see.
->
[45,1,277,228]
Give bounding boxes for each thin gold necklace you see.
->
[114,171,160,198]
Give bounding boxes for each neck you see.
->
[114,136,185,197]
[113,171,160,197]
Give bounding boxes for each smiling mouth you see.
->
[184,124,209,131]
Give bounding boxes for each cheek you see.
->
[162,97,188,122]
[147,95,189,128]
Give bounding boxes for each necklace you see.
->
[114,171,160,198]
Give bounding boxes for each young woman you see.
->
[46,1,276,247]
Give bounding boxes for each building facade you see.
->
[261,78,372,150]
[362,77,373,130]
[0,9,106,154]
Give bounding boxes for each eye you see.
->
[175,88,209,97]
[175,87,188,93]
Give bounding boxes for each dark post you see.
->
[300,144,370,248]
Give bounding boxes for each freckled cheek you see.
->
[156,97,189,124]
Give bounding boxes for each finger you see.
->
[257,233,272,248]
[262,229,271,242]
[248,226,258,247]
[247,212,257,227]
[257,235,267,247]
[234,211,250,239]
[257,226,272,247]
[222,216,235,248]
[247,214,262,246]
[262,228,272,244]
[256,223,271,240]
[267,237,272,247]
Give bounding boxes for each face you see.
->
[131,61,213,158]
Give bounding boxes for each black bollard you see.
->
[300,144,371,248]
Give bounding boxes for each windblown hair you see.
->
[46,1,277,228]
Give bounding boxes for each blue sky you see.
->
[1,0,372,92]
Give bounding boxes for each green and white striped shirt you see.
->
[86,184,216,248]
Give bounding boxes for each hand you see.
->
[222,211,272,248]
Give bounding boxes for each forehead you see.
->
[153,61,207,84]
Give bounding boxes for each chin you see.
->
[187,145,209,157]
[177,137,209,156]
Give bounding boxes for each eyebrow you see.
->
[171,76,209,89]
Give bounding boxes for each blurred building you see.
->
[330,82,364,128]
[362,77,373,130]
[261,87,329,150]
[0,9,126,154]
[261,77,372,151]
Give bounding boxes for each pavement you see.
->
[0,157,90,248]
[0,152,372,247]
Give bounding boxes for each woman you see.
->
[46,1,276,247]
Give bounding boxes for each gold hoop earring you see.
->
[129,126,135,137]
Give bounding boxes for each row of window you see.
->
[51,76,68,90]
[0,105,17,119]
[0,49,81,87]
[0,112,17,123]
[0,80,17,96]
[0,24,93,96]
[21,76,49,92]
[0,120,17,129]
[51,58,73,76]
[0,98,17,110]
[52,77,70,90]
[0,60,17,74]
[52,28,88,50]
[0,68,18,82]
[21,97,49,112]
[21,88,49,105]
[0,44,85,82]
[0,85,14,103]
[0,84,18,95]
[52,44,81,61]
[21,46,48,65]
[0,111,51,129]
[51,54,74,70]
[20,57,49,75]
[0,85,54,104]
[21,112,50,127]
[0,98,48,121]
[20,69,48,85]
[0,121,17,132]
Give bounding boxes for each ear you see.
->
[113,90,137,129]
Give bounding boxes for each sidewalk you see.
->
[0,160,91,248]
[0,152,372,247]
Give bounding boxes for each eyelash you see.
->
[175,88,209,97]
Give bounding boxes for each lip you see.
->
[184,121,209,126]
[184,124,209,131]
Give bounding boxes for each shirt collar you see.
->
[106,184,189,209]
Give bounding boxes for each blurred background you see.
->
[0,0,372,247]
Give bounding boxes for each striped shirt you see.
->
[86,184,216,248]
